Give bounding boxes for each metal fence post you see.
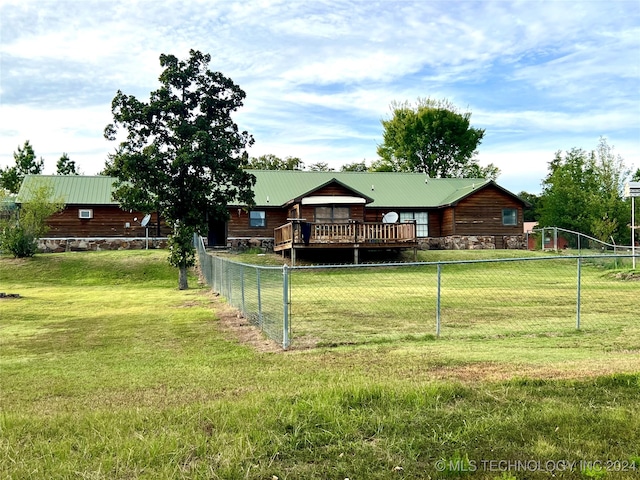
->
[240,266,245,315]
[436,263,442,337]
[576,257,582,330]
[282,264,290,349]
[257,268,263,330]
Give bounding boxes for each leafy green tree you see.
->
[632,168,640,182]
[0,141,44,193]
[518,191,541,222]
[538,138,631,244]
[539,148,599,237]
[56,153,79,175]
[590,138,631,244]
[462,162,501,181]
[243,154,304,170]
[376,98,488,178]
[104,50,255,289]
[0,183,63,257]
[340,161,369,172]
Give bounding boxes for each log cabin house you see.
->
[17,171,527,260]
[224,170,528,263]
[16,175,170,242]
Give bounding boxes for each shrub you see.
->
[0,182,63,258]
[0,225,37,257]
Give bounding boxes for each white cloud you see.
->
[0,0,638,197]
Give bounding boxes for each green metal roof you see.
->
[16,175,118,205]
[15,172,522,210]
[243,170,495,208]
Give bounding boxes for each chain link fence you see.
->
[196,237,290,347]
[196,239,638,349]
[528,226,635,254]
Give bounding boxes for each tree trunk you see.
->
[178,264,189,290]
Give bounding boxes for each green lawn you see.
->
[287,254,638,347]
[1,250,639,479]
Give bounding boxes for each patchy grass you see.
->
[1,250,639,479]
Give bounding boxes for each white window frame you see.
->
[400,211,429,237]
[78,209,93,219]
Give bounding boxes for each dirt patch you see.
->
[199,289,284,353]
[611,272,640,281]
[426,360,640,383]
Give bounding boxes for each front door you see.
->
[207,219,227,247]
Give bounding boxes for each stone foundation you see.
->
[37,237,169,253]
[223,235,527,253]
[418,235,527,250]
[503,235,527,249]
[226,237,274,252]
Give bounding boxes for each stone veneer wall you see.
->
[419,235,527,250]
[503,235,528,249]
[37,237,169,253]
[226,237,275,251]
[224,235,526,252]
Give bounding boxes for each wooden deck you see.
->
[274,221,418,252]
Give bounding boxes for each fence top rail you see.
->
[289,253,639,271]
[532,226,633,250]
[200,252,285,271]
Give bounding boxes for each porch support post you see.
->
[353,246,359,265]
[291,246,296,267]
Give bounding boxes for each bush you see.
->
[0,225,37,257]
[0,182,63,258]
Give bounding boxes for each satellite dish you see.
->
[140,214,151,227]
[382,211,399,223]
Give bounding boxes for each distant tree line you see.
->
[0,140,79,194]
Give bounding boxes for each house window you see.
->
[249,210,266,228]
[315,206,350,223]
[400,212,429,237]
[78,209,93,219]
[502,208,517,226]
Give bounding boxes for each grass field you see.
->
[220,249,639,348]
[1,250,639,479]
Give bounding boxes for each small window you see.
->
[502,208,517,226]
[78,209,93,219]
[249,210,266,228]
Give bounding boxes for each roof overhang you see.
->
[301,196,367,205]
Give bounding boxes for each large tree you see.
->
[0,140,44,194]
[538,138,631,244]
[104,50,255,289]
[375,98,492,178]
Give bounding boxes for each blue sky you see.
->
[1,0,639,194]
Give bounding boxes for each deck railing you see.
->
[274,221,416,248]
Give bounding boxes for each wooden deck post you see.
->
[353,246,359,265]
